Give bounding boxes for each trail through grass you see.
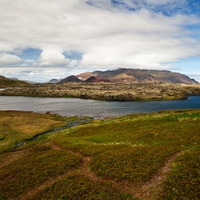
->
[0,109,200,199]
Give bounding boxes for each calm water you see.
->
[0,96,200,118]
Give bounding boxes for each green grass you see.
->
[28,175,135,200]
[0,76,30,88]
[160,147,200,200]
[90,145,180,183]
[0,109,200,199]
[0,144,82,199]
[0,111,69,153]
[54,110,200,149]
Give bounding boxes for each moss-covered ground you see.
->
[0,109,200,200]
[0,111,69,153]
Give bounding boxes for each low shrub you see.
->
[1,109,200,199]
[0,148,82,199]
[161,148,200,200]
[91,145,180,183]
[28,175,135,200]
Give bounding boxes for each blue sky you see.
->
[0,0,200,82]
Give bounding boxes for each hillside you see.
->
[84,76,112,83]
[0,110,200,199]
[0,75,30,88]
[59,75,112,83]
[76,72,93,81]
[59,75,82,83]
[77,68,198,84]
[48,78,62,83]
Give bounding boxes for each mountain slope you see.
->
[76,72,93,81]
[84,76,112,83]
[59,75,83,83]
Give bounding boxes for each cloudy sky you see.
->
[0,0,200,82]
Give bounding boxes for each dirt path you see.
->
[46,141,62,150]
[67,149,184,200]
[21,142,114,200]
[0,149,30,169]
[127,151,184,200]
[20,142,184,200]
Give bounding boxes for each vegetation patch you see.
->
[0,109,200,199]
[55,110,200,150]
[0,76,30,88]
[0,145,82,199]
[161,148,200,200]
[90,145,180,183]
[28,175,135,200]
[0,111,68,153]
[1,82,200,101]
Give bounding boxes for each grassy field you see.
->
[0,111,71,153]
[0,110,200,200]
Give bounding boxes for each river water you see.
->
[0,96,200,118]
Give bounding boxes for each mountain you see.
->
[77,68,198,84]
[76,72,93,81]
[84,76,112,83]
[48,78,62,83]
[59,75,112,83]
[59,75,83,83]
[0,75,30,88]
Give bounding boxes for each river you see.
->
[0,96,200,118]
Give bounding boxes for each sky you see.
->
[0,0,200,82]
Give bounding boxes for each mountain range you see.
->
[0,68,198,87]
[59,68,198,84]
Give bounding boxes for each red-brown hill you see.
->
[84,76,112,83]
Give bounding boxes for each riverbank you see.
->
[1,82,200,101]
[0,111,92,153]
[16,115,93,148]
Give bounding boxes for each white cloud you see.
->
[86,0,188,12]
[0,66,74,82]
[0,53,23,65]
[0,0,199,81]
[68,60,78,68]
[37,50,70,66]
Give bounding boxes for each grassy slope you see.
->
[0,111,68,153]
[0,76,30,88]
[0,110,200,200]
